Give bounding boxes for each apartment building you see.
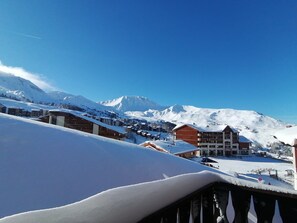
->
[173,124,249,156]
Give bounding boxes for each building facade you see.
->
[173,124,249,156]
[39,110,126,140]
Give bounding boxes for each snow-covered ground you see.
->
[192,156,294,190]
[1,113,296,222]
[0,113,219,218]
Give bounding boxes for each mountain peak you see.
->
[0,71,50,102]
[99,95,165,112]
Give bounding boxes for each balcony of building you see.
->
[3,171,296,223]
[139,173,297,223]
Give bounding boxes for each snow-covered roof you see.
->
[173,123,238,133]
[49,109,126,134]
[0,172,225,223]
[1,170,297,223]
[239,135,252,143]
[142,140,199,155]
[0,113,219,218]
[205,124,238,133]
[173,123,205,132]
[1,113,296,221]
[274,126,297,146]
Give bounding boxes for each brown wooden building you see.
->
[39,110,126,140]
[174,124,199,147]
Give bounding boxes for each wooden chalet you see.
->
[39,110,126,140]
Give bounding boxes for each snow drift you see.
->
[0,172,224,223]
[0,113,216,218]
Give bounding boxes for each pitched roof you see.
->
[172,124,204,132]
[173,123,238,133]
[239,135,252,143]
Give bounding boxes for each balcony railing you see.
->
[2,171,297,223]
[139,181,297,223]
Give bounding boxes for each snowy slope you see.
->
[274,126,297,145]
[126,105,289,148]
[0,69,290,148]
[0,72,51,103]
[0,97,56,111]
[99,95,165,112]
[0,113,217,218]
[0,72,110,113]
[48,91,108,112]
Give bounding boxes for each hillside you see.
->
[0,72,112,115]
[274,126,297,145]
[0,71,51,103]
[125,104,289,148]
[0,71,291,148]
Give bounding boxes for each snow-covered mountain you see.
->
[0,71,52,103]
[274,125,297,146]
[99,96,165,112]
[0,71,291,148]
[0,73,111,114]
[125,104,289,148]
[48,91,108,112]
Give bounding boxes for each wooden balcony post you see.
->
[279,196,297,222]
[161,207,178,223]
[178,201,191,223]
[191,195,201,223]
[253,193,275,222]
[202,188,215,223]
[231,188,251,223]
[214,186,229,223]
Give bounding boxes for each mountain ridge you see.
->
[125,105,288,147]
[0,72,292,148]
[0,71,51,103]
[99,95,166,112]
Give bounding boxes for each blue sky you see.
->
[0,0,296,123]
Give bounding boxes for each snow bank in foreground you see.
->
[0,172,223,223]
[1,170,295,223]
[0,113,217,218]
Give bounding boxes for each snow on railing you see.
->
[140,175,297,223]
[1,171,297,223]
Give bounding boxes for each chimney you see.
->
[293,139,297,190]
